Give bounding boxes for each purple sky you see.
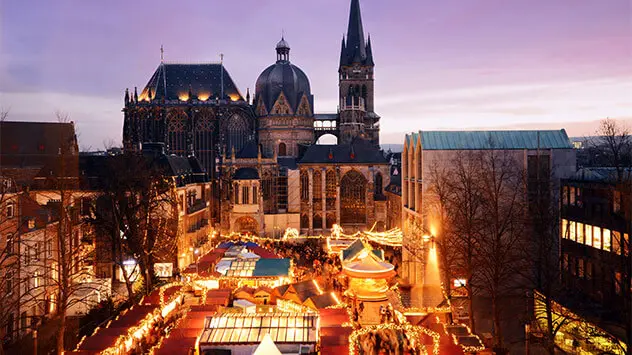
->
[1,0,631,149]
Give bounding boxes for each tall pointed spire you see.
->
[365,34,374,66]
[339,35,347,67]
[345,0,366,65]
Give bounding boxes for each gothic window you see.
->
[226,114,249,153]
[252,186,258,204]
[301,171,309,202]
[326,213,336,229]
[167,109,188,155]
[278,142,287,157]
[374,173,383,195]
[241,186,250,205]
[362,85,367,99]
[300,214,309,229]
[326,170,337,210]
[313,170,322,202]
[340,170,367,225]
[313,214,323,230]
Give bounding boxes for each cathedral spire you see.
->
[339,35,347,67]
[343,0,366,65]
[365,34,374,66]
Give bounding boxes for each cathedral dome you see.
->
[255,38,312,115]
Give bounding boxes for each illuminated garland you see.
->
[218,224,403,247]
[147,305,191,355]
[443,322,485,353]
[348,323,440,355]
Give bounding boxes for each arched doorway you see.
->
[340,170,367,225]
[234,216,259,235]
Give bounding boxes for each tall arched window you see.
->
[313,170,322,202]
[226,114,248,153]
[313,214,323,229]
[326,170,337,210]
[340,170,367,224]
[278,142,287,156]
[167,109,188,155]
[362,85,367,100]
[374,173,383,195]
[300,214,309,229]
[300,171,309,202]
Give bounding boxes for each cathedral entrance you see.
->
[234,216,259,235]
[340,170,367,225]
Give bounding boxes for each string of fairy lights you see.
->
[223,223,404,247]
[77,226,487,355]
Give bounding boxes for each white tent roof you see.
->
[215,259,233,275]
[233,299,256,308]
[253,333,282,355]
[239,252,261,260]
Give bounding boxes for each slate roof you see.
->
[233,167,259,180]
[255,57,312,114]
[236,141,259,159]
[406,130,573,151]
[1,121,79,186]
[299,139,387,165]
[277,157,297,170]
[252,258,290,277]
[140,63,244,102]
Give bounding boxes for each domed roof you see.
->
[255,38,312,115]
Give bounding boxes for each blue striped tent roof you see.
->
[406,130,572,150]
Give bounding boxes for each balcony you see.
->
[187,218,209,233]
[187,199,207,214]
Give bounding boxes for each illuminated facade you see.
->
[559,168,630,350]
[400,130,576,289]
[118,0,391,237]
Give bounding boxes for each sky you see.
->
[1,0,631,149]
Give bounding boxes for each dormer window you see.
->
[6,202,14,218]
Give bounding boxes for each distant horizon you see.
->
[1,0,630,149]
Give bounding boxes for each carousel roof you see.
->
[343,253,396,279]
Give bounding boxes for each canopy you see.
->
[343,253,395,279]
[253,334,282,355]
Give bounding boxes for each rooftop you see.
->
[406,130,573,150]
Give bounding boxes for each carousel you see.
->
[342,245,396,301]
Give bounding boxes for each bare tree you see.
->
[95,153,178,296]
[427,151,484,332]
[474,148,528,350]
[593,118,632,354]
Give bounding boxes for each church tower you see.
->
[338,0,379,146]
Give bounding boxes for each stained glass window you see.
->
[341,170,367,224]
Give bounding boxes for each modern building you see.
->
[123,0,390,237]
[557,167,630,352]
[400,130,576,299]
